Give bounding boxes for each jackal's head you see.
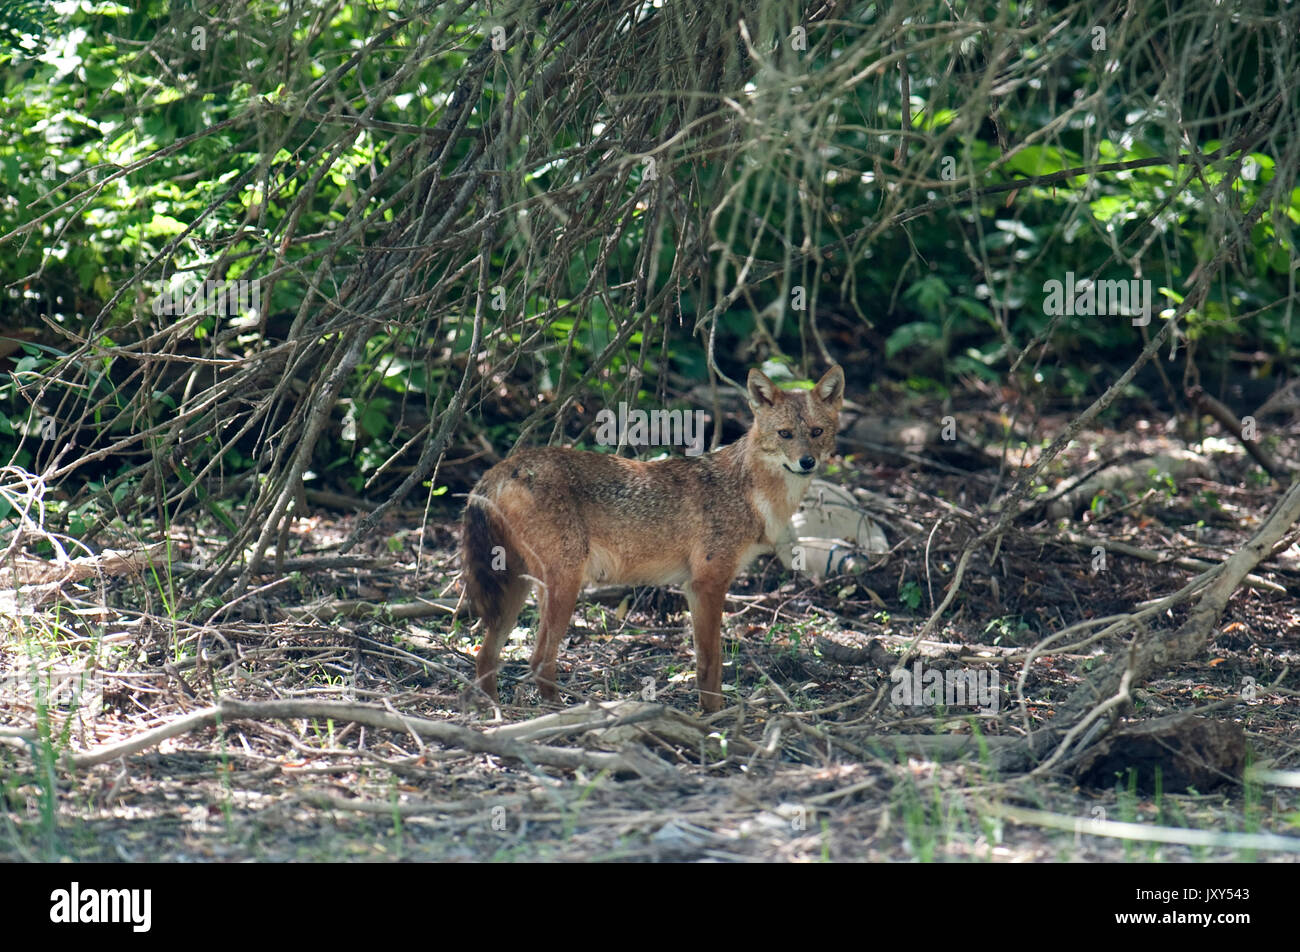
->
[746,365,845,477]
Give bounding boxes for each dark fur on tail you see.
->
[461,498,515,628]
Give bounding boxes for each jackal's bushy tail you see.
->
[461,496,518,627]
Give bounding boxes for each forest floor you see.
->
[3,388,1300,862]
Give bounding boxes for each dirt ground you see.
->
[3,400,1299,862]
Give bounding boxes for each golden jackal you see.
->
[461,365,844,712]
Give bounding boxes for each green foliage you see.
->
[0,0,57,54]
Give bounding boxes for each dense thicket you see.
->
[1,1,1295,582]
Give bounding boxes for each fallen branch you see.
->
[484,700,672,743]
[1015,477,1300,771]
[985,802,1300,853]
[0,541,171,587]
[1060,531,1286,594]
[56,697,677,780]
[283,597,462,622]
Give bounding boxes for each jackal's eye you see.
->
[778,429,793,439]
[810,427,823,437]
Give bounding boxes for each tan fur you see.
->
[461,365,845,712]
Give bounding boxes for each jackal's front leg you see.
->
[685,577,729,712]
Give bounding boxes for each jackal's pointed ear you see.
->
[747,368,780,407]
[813,365,845,407]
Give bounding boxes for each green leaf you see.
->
[82,64,116,89]
[885,322,941,358]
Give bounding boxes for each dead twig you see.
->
[55,697,677,780]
